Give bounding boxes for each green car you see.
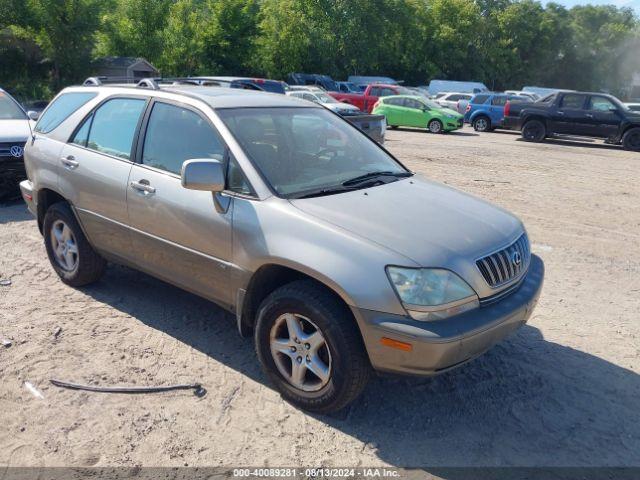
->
[372,95,464,133]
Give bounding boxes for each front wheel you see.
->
[521,119,546,142]
[428,119,443,134]
[622,127,640,151]
[43,202,106,287]
[254,280,371,413]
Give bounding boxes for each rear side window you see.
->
[491,96,507,106]
[86,98,146,160]
[35,92,96,134]
[384,97,403,106]
[141,102,226,175]
[560,94,586,109]
[403,98,423,109]
[471,94,489,104]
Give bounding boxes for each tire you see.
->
[254,280,371,413]
[43,202,106,287]
[428,119,443,134]
[472,115,491,132]
[622,127,640,151]
[521,119,546,142]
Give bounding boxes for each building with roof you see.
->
[93,57,159,81]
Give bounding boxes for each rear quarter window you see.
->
[35,92,97,134]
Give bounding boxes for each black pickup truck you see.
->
[504,91,640,151]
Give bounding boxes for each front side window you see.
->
[86,98,146,160]
[218,107,408,198]
[588,96,617,112]
[0,91,27,120]
[35,92,96,133]
[560,94,586,109]
[142,102,225,175]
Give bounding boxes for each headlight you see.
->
[386,267,479,321]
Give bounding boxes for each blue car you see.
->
[464,93,526,132]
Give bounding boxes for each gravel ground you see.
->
[1,127,639,471]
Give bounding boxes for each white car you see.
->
[505,90,540,102]
[625,103,640,112]
[1,88,38,200]
[436,92,474,111]
[286,90,361,114]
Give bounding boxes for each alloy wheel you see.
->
[269,313,332,392]
[429,121,442,133]
[50,220,79,271]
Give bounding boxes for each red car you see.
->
[329,84,413,113]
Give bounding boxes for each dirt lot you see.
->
[1,128,639,471]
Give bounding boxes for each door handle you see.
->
[557,111,565,116]
[585,113,594,118]
[130,180,156,194]
[61,155,79,170]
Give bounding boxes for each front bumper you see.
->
[0,157,27,202]
[352,254,544,376]
[444,118,464,131]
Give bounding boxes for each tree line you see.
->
[1,0,639,102]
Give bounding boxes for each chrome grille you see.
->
[0,142,24,158]
[476,234,530,288]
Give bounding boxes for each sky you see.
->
[550,0,640,12]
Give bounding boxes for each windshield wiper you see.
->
[342,170,412,187]
[291,186,356,199]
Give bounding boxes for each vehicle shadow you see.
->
[81,265,640,470]
[515,137,624,151]
[390,127,478,137]
[0,200,33,224]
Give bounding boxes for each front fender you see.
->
[231,197,416,316]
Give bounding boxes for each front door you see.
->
[126,100,233,306]
[58,96,148,261]
[584,96,622,138]
[402,98,428,128]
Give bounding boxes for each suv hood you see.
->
[290,176,523,269]
[0,120,31,143]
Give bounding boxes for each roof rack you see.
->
[81,76,223,89]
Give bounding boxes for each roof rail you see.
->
[83,77,104,86]
[136,78,160,90]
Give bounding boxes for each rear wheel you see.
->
[428,119,443,134]
[473,115,491,132]
[43,202,106,287]
[254,280,371,413]
[622,127,640,151]
[521,119,546,142]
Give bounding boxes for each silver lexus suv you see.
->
[20,81,544,412]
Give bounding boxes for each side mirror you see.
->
[181,159,225,192]
[27,110,40,121]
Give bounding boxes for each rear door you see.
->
[489,95,507,126]
[126,99,233,306]
[584,95,622,138]
[58,96,148,261]
[552,94,588,135]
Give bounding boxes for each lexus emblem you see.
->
[512,251,522,266]
[10,145,23,158]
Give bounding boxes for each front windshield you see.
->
[315,93,337,103]
[0,91,27,120]
[218,107,408,198]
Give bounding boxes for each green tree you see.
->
[95,0,172,65]
[25,0,104,90]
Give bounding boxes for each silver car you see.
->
[20,82,544,412]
